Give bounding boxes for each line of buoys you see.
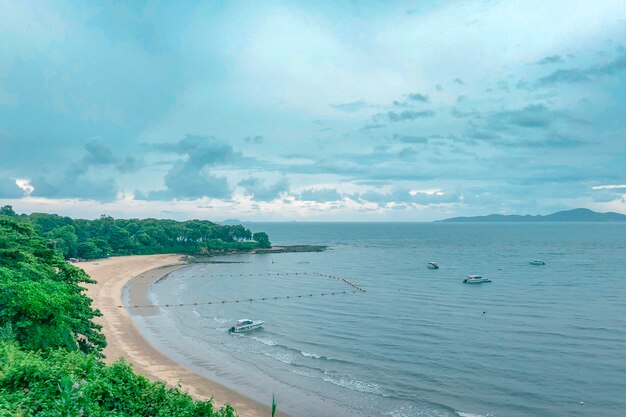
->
[104,289,359,309]
[127,271,366,293]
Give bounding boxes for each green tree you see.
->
[253,232,271,248]
[77,240,103,259]
[0,217,105,354]
[47,224,79,258]
[0,205,16,216]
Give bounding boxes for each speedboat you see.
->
[529,260,546,266]
[228,319,264,333]
[463,275,491,284]
[427,261,439,269]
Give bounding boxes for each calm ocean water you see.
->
[128,223,626,417]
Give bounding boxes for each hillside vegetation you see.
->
[0,211,241,416]
[0,205,270,260]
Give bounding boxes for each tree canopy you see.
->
[1,206,271,260]
[0,217,106,354]
[0,210,237,416]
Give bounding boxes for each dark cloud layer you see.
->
[406,93,429,102]
[298,188,343,202]
[32,175,118,201]
[138,135,240,200]
[384,110,435,122]
[536,52,626,87]
[330,100,372,112]
[239,177,289,201]
[535,54,564,65]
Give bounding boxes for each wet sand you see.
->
[79,254,289,417]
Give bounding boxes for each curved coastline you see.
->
[79,254,287,417]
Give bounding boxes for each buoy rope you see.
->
[102,271,366,310]
[101,289,361,310]
[129,271,367,293]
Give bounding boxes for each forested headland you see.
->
[0,205,271,260]
[0,212,236,416]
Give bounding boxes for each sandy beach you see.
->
[79,254,287,417]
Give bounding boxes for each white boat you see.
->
[529,260,546,266]
[427,261,439,269]
[228,319,264,333]
[463,275,491,284]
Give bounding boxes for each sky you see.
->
[1,0,626,221]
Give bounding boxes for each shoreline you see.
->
[79,254,290,417]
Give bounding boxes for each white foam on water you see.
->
[386,405,453,417]
[301,351,322,359]
[251,336,277,346]
[456,412,488,417]
[322,375,383,395]
[213,317,229,324]
[263,352,294,365]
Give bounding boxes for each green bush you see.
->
[0,341,235,417]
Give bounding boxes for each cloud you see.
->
[31,174,118,201]
[140,168,230,200]
[23,138,122,201]
[244,135,265,144]
[330,100,372,113]
[297,188,343,202]
[592,184,626,190]
[590,184,626,203]
[360,123,386,130]
[154,135,241,164]
[494,104,555,128]
[15,179,34,196]
[116,156,143,173]
[383,110,435,123]
[489,104,583,129]
[83,138,118,165]
[392,100,411,108]
[393,134,429,144]
[406,93,429,102]
[138,135,242,200]
[535,54,564,65]
[81,138,143,173]
[239,177,289,201]
[536,52,626,87]
[353,188,459,205]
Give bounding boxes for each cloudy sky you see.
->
[1,1,626,221]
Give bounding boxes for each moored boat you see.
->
[427,261,439,269]
[529,260,546,266]
[463,275,491,284]
[228,319,264,333]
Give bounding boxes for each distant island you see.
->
[439,208,626,222]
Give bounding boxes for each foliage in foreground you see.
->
[0,217,105,355]
[0,214,237,416]
[0,340,235,417]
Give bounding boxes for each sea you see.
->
[126,223,626,417]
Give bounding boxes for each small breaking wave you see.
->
[322,374,383,395]
[213,317,229,324]
[251,336,278,346]
[263,352,294,365]
[385,405,454,417]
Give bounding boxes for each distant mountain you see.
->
[220,218,245,225]
[439,208,626,222]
